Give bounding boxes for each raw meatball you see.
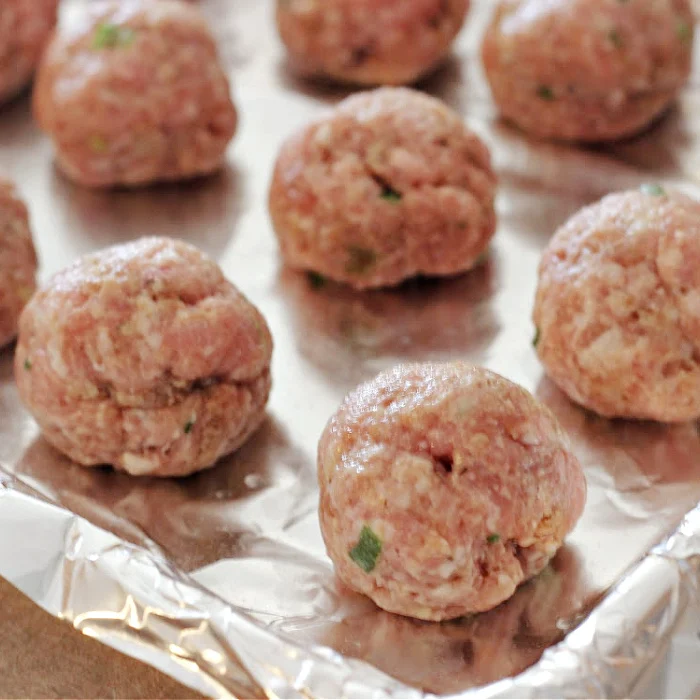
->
[482,0,694,142]
[33,0,237,188]
[0,178,38,348]
[0,0,58,104]
[269,88,497,290]
[534,187,700,422]
[276,0,470,86]
[318,362,586,621]
[15,237,272,477]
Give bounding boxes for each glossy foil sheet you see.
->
[1,0,700,697]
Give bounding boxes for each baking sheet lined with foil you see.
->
[1,0,700,697]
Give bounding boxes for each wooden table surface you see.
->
[0,577,203,699]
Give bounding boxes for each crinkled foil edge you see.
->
[1,463,698,699]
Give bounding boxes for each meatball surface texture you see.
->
[33,0,237,187]
[0,178,38,348]
[0,0,58,104]
[276,0,470,86]
[15,237,272,477]
[482,0,694,141]
[270,87,497,290]
[535,188,700,422]
[318,362,586,621]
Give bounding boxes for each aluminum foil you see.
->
[0,0,699,696]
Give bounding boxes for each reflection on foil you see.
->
[0,0,699,697]
[17,416,318,574]
[278,263,499,390]
[281,548,593,695]
[49,164,245,259]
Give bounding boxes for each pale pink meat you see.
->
[33,0,237,188]
[276,0,470,86]
[0,178,38,348]
[0,0,58,104]
[15,237,273,477]
[318,362,586,621]
[482,0,693,142]
[534,188,700,422]
[269,87,497,290]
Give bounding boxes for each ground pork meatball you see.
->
[0,0,58,104]
[534,187,700,422]
[269,88,497,290]
[318,362,586,621]
[276,0,469,86]
[481,0,694,142]
[33,0,237,188]
[14,237,272,477]
[0,179,38,348]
